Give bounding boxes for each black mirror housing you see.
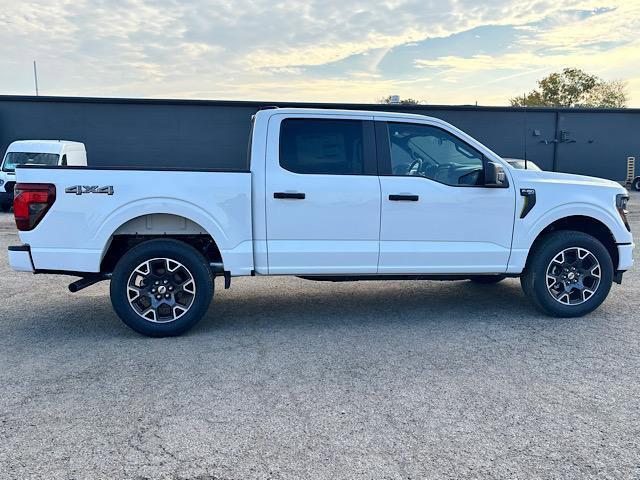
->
[484,161,509,188]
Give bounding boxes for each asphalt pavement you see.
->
[1,197,639,479]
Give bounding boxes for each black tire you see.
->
[520,231,613,317]
[632,177,640,191]
[469,275,506,284]
[110,239,214,337]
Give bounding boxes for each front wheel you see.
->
[521,231,613,317]
[110,239,214,337]
[632,177,640,191]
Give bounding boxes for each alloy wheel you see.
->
[545,247,601,306]
[126,258,196,322]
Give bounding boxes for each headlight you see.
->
[616,194,630,232]
[0,179,4,186]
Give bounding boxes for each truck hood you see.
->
[511,168,626,192]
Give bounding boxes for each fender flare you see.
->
[524,203,621,252]
[94,197,231,263]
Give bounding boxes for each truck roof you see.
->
[257,107,439,123]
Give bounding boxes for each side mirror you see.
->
[484,161,509,188]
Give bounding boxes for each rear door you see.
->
[375,118,516,274]
[265,113,380,274]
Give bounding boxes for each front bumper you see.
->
[617,243,634,272]
[8,245,34,272]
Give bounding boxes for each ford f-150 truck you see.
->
[7,108,634,336]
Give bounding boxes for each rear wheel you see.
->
[521,231,613,317]
[632,177,640,191]
[469,275,506,284]
[110,239,214,337]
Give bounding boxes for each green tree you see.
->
[378,95,424,105]
[510,68,628,108]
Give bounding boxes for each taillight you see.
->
[13,183,56,231]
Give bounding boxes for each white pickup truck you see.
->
[7,108,634,336]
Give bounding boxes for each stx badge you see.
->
[65,185,114,195]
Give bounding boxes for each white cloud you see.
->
[411,2,640,103]
[527,3,640,49]
[415,53,541,72]
[0,0,639,105]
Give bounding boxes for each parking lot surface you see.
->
[1,197,639,480]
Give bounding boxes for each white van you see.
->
[0,140,87,210]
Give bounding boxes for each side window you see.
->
[280,119,364,175]
[387,122,484,186]
[60,154,67,166]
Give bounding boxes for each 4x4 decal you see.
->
[65,185,114,195]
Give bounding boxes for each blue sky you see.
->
[1,1,639,105]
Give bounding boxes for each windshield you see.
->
[2,152,60,172]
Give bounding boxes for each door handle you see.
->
[389,194,419,201]
[274,192,306,199]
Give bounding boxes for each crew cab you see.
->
[7,108,634,336]
[0,140,87,211]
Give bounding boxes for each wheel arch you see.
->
[97,202,228,273]
[525,215,618,271]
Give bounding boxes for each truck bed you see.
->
[14,165,254,275]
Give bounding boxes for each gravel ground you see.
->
[1,196,639,480]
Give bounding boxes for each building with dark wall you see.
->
[1,95,639,180]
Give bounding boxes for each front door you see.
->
[265,114,381,274]
[376,119,515,274]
